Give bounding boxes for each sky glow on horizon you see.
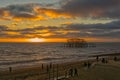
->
[0,0,120,42]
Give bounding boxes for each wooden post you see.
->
[53,64,55,80]
[65,70,67,77]
[42,64,44,69]
[56,64,59,80]
[49,69,51,80]
[50,63,52,69]
[9,67,12,72]
[47,64,50,80]
[47,65,49,73]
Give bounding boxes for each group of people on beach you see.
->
[68,68,78,77]
[96,56,119,63]
[6,55,119,80]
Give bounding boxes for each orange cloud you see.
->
[35,29,49,33]
[0,9,10,16]
[12,15,47,21]
[0,10,47,21]
[3,11,11,17]
[34,7,71,18]
[5,31,20,35]
[0,6,47,21]
[40,33,55,37]
[0,3,73,21]
[61,22,73,25]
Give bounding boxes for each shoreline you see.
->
[90,52,120,57]
[0,52,120,80]
[0,52,120,70]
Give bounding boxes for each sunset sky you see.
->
[0,0,120,42]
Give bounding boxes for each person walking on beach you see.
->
[96,56,99,61]
[9,67,12,72]
[68,68,78,77]
[74,68,78,76]
[87,62,91,68]
[114,56,117,61]
[102,58,105,63]
[101,58,108,63]
[69,68,73,77]
[84,62,87,67]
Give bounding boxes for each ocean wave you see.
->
[0,57,65,65]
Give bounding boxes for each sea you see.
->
[0,42,120,70]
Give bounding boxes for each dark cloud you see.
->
[64,20,120,38]
[0,25,8,31]
[12,12,35,18]
[60,0,120,18]
[0,3,69,21]
[0,3,47,20]
[66,21,120,30]
[0,20,120,39]
[0,25,12,37]
[0,0,119,20]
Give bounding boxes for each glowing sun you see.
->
[29,38,45,42]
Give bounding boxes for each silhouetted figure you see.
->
[102,58,105,63]
[83,62,87,67]
[101,58,108,63]
[42,64,44,69]
[74,68,78,76]
[114,56,117,61]
[69,68,73,77]
[65,70,67,77]
[105,60,108,63]
[83,62,91,68]
[9,67,12,72]
[96,56,99,61]
[87,62,91,68]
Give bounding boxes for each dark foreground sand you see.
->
[0,53,120,80]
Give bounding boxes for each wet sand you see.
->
[0,53,120,80]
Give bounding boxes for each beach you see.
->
[0,42,120,80]
[0,0,120,79]
[0,53,120,80]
